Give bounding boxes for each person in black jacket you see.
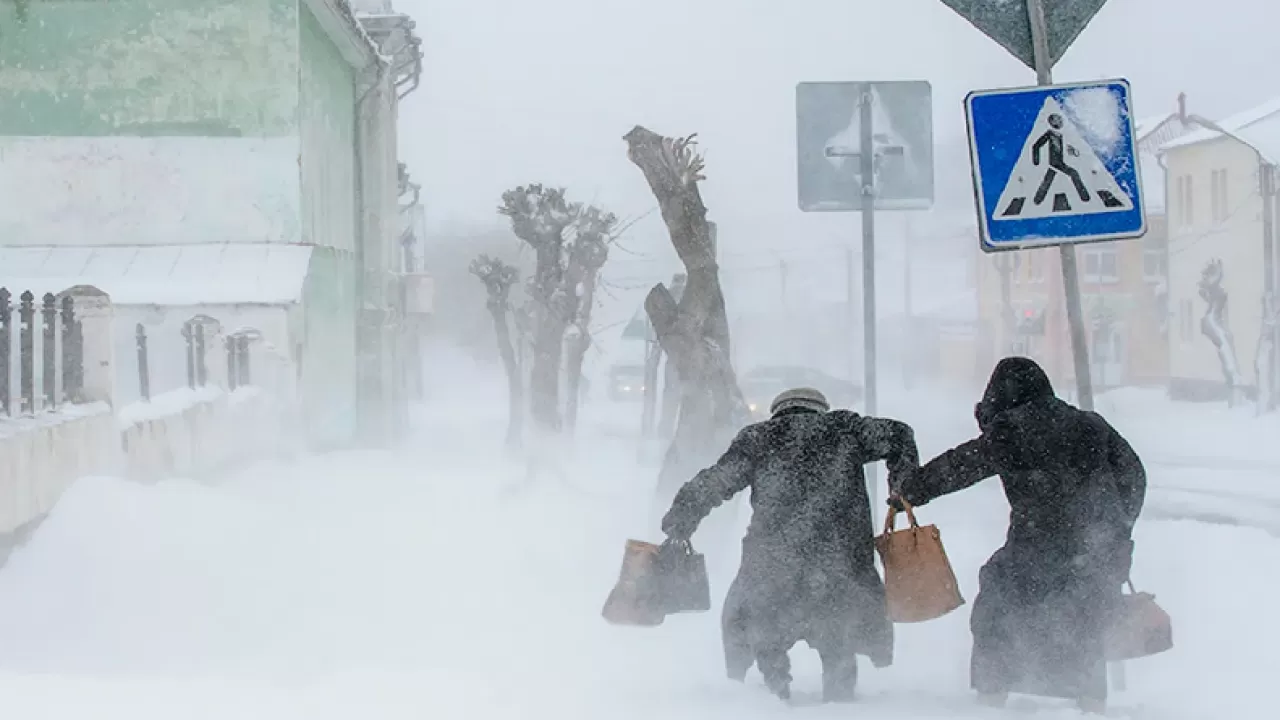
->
[890,357,1146,714]
[661,387,918,703]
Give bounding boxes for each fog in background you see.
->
[402,0,1279,380]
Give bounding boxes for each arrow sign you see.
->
[939,0,1109,70]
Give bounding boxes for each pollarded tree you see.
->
[562,205,618,432]
[470,254,524,451]
[498,184,576,435]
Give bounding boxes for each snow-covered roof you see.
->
[1159,96,1280,161]
[0,244,314,307]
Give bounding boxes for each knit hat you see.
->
[769,387,830,416]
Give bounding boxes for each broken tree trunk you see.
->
[623,126,749,517]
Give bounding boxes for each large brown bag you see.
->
[874,502,966,623]
[602,540,666,626]
[1106,580,1173,661]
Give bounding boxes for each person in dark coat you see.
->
[890,357,1146,713]
[661,387,919,703]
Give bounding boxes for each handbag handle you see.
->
[883,499,921,534]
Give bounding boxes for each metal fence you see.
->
[0,288,84,416]
[132,318,253,402]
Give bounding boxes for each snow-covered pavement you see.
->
[0,377,1271,719]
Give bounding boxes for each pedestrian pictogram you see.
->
[965,79,1146,251]
[992,97,1133,221]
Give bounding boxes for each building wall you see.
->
[0,1,303,246]
[975,236,1164,391]
[298,247,359,449]
[1165,138,1266,396]
[0,0,298,135]
[299,3,359,253]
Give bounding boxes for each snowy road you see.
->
[0,390,1271,719]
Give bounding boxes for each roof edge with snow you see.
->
[303,0,386,69]
[1159,96,1280,154]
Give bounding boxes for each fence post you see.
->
[42,293,57,410]
[19,291,34,414]
[237,335,251,386]
[194,323,207,387]
[182,322,195,389]
[62,286,113,407]
[60,295,83,402]
[226,335,238,391]
[136,323,150,402]
[0,288,10,416]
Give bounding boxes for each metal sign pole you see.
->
[1027,0,1094,411]
[1027,0,1113,688]
[858,83,881,508]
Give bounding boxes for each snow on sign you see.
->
[966,79,1146,252]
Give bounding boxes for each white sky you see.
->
[399,0,1276,242]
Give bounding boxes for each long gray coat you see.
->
[661,407,918,692]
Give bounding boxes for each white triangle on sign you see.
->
[991,97,1134,222]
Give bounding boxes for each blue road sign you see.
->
[966,79,1146,252]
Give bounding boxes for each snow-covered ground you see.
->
[0,360,1271,719]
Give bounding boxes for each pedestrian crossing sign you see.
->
[966,79,1146,252]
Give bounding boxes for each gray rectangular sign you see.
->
[796,81,934,212]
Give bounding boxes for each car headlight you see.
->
[748,402,758,413]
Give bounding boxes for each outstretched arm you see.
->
[661,430,756,541]
[897,423,1005,507]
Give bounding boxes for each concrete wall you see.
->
[1165,138,1264,392]
[120,387,284,484]
[1,386,287,557]
[0,404,116,536]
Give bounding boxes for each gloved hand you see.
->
[886,493,908,512]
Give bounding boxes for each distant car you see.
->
[608,364,647,401]
[740,365,863,420]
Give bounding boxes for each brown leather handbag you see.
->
[1106,580,1173,661]
[602,540,666,626]
[874,501,966,623]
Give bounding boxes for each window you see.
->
[1142,236,1168,282]
[1142,249,1167,281]
[1176,174,1195,228]
[1210,168,1229,223]
[1081,247,1120,284]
